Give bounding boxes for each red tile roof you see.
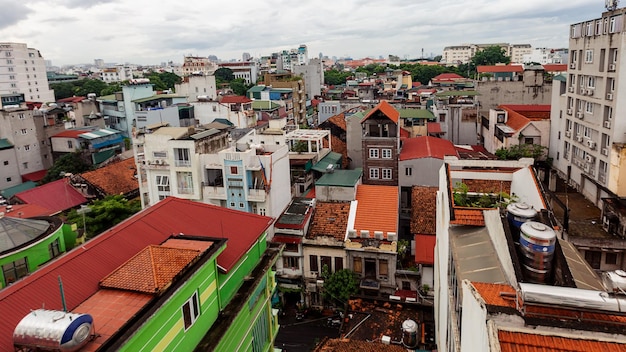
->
[427,122,444,134]
[13,178,87,215]
[308,201,351,240]
[472,282,517,307]
[499,105,551,132]
[99,245,201,293]
[450,208,486,226]
[325,113,347,131]
[220,95,252,104]
[542,64,568,72]
[399,136,458,161]
[0,204,52,218]
[57,96,87,103]
[354,185,398,237]
[0,197,272,352]
[477,65,523,73]
[411,186,438,235]
[432,73,465,82]
[51,129,88,139]
[20,169,47,182]
[361,101,399,124]
[78,158,138,196]
[498,330,626,352]
[414,234,436,265]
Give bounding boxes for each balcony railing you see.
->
[203,183,227,200]
[175,159,191,167]
[247,188,266,202]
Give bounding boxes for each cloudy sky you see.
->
[0,0,608,66]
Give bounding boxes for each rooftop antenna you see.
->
[606,0,619,11]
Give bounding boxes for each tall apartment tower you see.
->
[0,43,55,103]
[550,3,626,205]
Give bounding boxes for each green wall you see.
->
[218,237,266,307]
[119,245,225,352]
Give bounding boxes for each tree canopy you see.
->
[145,72,182,91]
[495,143,547,161]
[214,67,234,83]
[41,152,92,184]
[324,69,352,85]
[472,46,511,66]
[65,195,142,239]
[323,269,359,306]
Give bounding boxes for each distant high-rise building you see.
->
[0,42,55,102]
[242,52,251,61]
[94,58,104,68]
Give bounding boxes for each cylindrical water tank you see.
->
[13,309,93,351]
[507,203,537,241]
[519,222,556,283]
[402,319,419,349]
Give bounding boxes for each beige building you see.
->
[0,43,55,102]
[442,43,532,64]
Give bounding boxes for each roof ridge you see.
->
[149,245,158,291]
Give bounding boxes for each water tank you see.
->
[603,270,626,295]
[401,319,419,349]
[519,222,556,283]
[13,309,94,351]
[506,202,537,241]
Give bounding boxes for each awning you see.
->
[272,235,302,244]
[427,122,444,135]
[21,170,47,182]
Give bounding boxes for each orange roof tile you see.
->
[450,208,486,226]
[361,101,399,124]
[411,186,438,235]
[400,136,457,161]
[354,185,398,237]
[472,282,517,308]
[477,65,524,73]
[308,202,351,240]
[99,245,200,294]
[326,113,347,131]
[0,204,52,218]
[78,158,138,196]
[220,95,252,104]
[498,330,626,352]
[542,64,568,72]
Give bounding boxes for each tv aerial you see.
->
[606,0,619,11]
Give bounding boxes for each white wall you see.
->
[435,164,451,351]
[460,280,490,352]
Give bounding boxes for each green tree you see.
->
[230,78,253,96]
[65,195,142,238]
[495,143,547,161]
[101,82,122,96]
[50,82,76,100]
[433,55,442,62]
[214,67,234,83]
[323,269,359,306]
[41,152,92,184]
[472,46,511,66]
[74,79,108,97]
[324,69,351,85]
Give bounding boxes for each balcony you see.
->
[203,183,227,200]
[247,188,266,202]
[142,160,169,169]
[174,159,191,167]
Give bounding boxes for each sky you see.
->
[0,0,610,66]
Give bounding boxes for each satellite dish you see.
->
[606,0,619,11]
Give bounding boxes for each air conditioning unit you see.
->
[587,89,594,96]
[602,147,609,156]
[609,63,616,71]
[587,140,596,149]
[568,86,575,93]
[576,135,584,142]
[570,63,577,69]
[565,130,572,138]
[604,120,612,128]
[576,112,584,119]
[567,108,573,115]
[585,155,594,163]
[584,163,591,172]
[607,93,614,100]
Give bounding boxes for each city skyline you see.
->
[0,0,608,65]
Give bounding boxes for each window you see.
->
[382,168,392,179]
[259,208,266,216]
[585,50,593,63]
[369,168,379,179]
[585,102,593,114]
[584,251,601,269]
[610,16,617,33]
[48,239,61,259]
[156,175,170,192]
[309,255,319,273]
[177,171,193,194]
[381,148,392,159]
[283,256,299,269]
[524,137,534,145]
[6,177,11,182]
[18,113,25,119]
[182,292,200,330]
[585,22,593,36]
[2,257,28,285]
[405,167,412,176]
[587,76,595,88]
[379,259,388,277]
[174,148,190,167]
[22,162,28,169]
[596,20,602,34]
[605,252,618,265]
[3,161,7,166]
[368,148,379,159]
[20,129,27,135]
[353,257,362,273]
[230,166,239,174]
[153,151,167,158]
[23,145,30,151]
[67,140,73,149]
[321,256,332,274]
[334,257,343,272]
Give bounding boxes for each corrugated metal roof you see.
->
[398,108,434,119]
[0,138,13,150]
[78,127,121,140]
[450,225,507,284]
[315,169,362,187]
[0,197,272,352]
[0,217,51,254]
[0,181,37,199]
[14,179,87,215]
[399,136,458,161]
[312,151,342,172]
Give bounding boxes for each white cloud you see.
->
[0,0,605,65]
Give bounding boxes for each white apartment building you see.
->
[550,5,626,205]
[100,64,133,83]
[0,43,55,102]
[181,56,218,77]
[522,48,569,64]
[218,61,259,84]
[442,43,532,64]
